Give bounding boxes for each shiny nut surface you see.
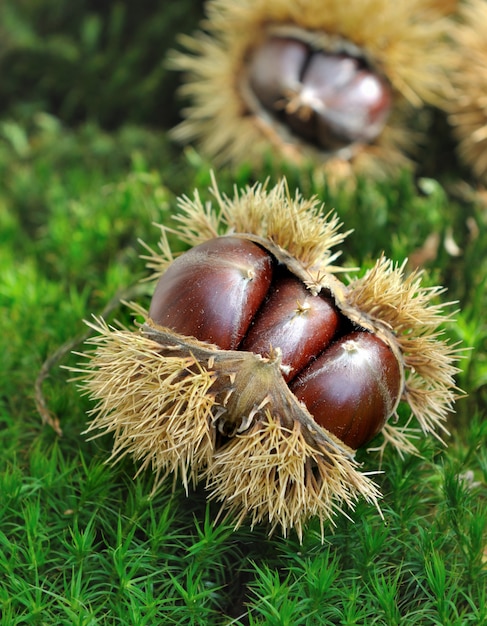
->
[149,236,273,350]
[241,269,340,381]
[290,331,402,449]
[149,236,402,449]
[248,36,392,150]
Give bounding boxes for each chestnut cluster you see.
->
[245,36,392,152]
[78,178,460,536]
[149,235,401,450]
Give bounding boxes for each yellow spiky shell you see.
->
[448,0,487,182]
[74,176,460,539]
[170,0,457,183]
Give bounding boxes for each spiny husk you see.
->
[143,174,352,287]
[448,0,487,182]
[76,178,461,538]
[76,318,216,493]
[169,0,456,181]
[205,417,381,541]
[78,317,381,537]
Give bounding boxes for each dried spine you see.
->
[448,0,487,182]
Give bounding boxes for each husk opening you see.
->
[169,0,456,181]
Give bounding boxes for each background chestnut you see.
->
[289,53,392,148]
[248,37,309,112]
[290,331,402,449]
[248,37,392,150]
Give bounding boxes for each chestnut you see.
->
[240,270,340,382]
[290,331,402,449]
[148,236,273,350]
[247,37,308,113]
[248,37,392,151]
[79,177,460,539]
[288,52,392,149]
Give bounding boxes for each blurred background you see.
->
[0,0,203,129]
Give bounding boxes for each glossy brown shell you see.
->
[147,234,404,450]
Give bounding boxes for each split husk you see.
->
[73,176,461,539]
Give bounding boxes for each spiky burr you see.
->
[73,175,461,539]
[448,0,487,182]
[170,0,457,183]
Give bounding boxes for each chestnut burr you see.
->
[78,176,461,539]
[148,236,402,451]
[170,0,456,181]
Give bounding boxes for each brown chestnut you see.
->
[241,270,340,381]
[149,235,402,451]
[290,331,402,449]
[247,37,309,112]
[247,37,392,150]
[148,236,273,350]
